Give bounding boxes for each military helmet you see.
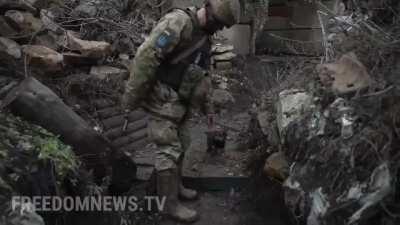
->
[208,0,241,27]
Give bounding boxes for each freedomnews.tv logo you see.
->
[12,196,166,212]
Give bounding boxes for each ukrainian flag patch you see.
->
[156,29,174,49]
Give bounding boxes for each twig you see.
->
[353,85,394,99]
[317,10,330,62]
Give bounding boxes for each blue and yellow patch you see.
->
[156,29,175,50]
[156,33,170,48]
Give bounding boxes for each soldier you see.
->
[122,0,242,223]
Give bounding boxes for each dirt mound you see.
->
[248,1,400,225]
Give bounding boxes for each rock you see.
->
[22,45,63,71]
[218,80,228,90]
[0,16,18,37]
[212,89,235,108]
[213,52,237,61]
[118,53,130,69]
[263,152,289,181]
[72,0,128,18]
[90,66,128,80]
[277,89,313,135]
[0,37,21,59]
[317,52,372,94]
[34,33,59,50]
[215,61,233,70]
[66,31,111,58]
[0,0,37,13]
[40,10,63,34]
[4,10,43,34]
[73,0,100,17]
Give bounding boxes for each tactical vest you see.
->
[155,7,211,91]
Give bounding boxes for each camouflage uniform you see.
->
[123,7,212,172]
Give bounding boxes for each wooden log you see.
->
[1,77,131,184]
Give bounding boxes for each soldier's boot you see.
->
[157,168,199,223]
[179,183,198,200]
[177,159,198,201]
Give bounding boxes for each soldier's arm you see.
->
[122,11,191,109]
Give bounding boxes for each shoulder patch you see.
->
[156,29,174,50]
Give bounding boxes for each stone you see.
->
[0,0,37,13]
[217,80,228,90]
[0,16,18,37]
[213,52,237,62]
[22,45,63,71]
[211,89,235,108]
[40,9,63,34]
[72,0,128,18]
[277,89,313,134]
[0,37,21,59]
[118,53,130,69]
[317,52,372,94]
[34,33,59,50]
[66,31,111,58]
[263,152,289,181]
[5,10,43,34]
[90,66,128,80]
[73,0,100,17]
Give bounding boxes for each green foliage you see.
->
[33,130,79,179]
[0,112,79,182]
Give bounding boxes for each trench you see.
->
[70,56,294,225]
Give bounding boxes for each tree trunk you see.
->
[1,77,134,184]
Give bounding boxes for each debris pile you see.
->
[0,1,163,224]
[251,1,400,225]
